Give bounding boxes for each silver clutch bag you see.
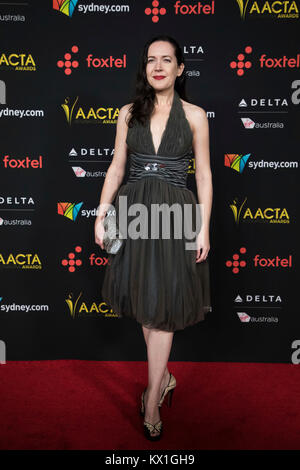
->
[103,212,124,255]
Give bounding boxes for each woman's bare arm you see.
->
[96,103,131,220]
[191,106,213,235]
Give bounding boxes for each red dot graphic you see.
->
[69,266,75,273]
[62,259,68,266]
[245,46,252,54]
[240,247,247,253]
[69,253,75,259]
[76,260,82,266]
[230,61,237,69]
[245,61,252,68]
[65,60,71,67]
[72,45,78,53]
[237,54,244,61]
[72,61,79,68]
[75,246,82,252]
[65,68,72,75]
[145,8,151,14]
[57,60,64,68]
[237,61,244,68]
[237,69,244,76]
[64,53,71,60]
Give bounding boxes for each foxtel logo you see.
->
[226,246,293,273]
[2,155,43,168]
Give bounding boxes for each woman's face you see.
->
[145,41,184,91]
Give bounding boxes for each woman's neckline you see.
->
[148,90,178,156]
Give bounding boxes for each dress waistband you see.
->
[127,151,191,188]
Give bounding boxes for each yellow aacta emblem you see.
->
[61,96,78,125]
[236,0,250,19]
[65,292,82,318]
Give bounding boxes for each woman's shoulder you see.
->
[179,97,208,133]
[119,102,134,126]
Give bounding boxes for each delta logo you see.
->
[0,52,36,71]
[0,253,42,269]
[229,197,290,225]
[56,44,127,76]
[61,96,119,125]
[226,246,293,273]
[236,0,299,20]
[65,291,119,318]
[230,45,300,76]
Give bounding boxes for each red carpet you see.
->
[0,360,299,450]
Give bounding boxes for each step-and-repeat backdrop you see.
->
[0,1,299,363]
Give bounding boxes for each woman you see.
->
[94,35,213,441]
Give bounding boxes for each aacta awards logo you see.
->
[236,0,299,20]
[0,252,42,269]
[61,96,119,126]
[65,291,119,318]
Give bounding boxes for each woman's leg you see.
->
[142,327,174,437]
[142,326,170,394]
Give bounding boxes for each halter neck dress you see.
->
[101,89,212,332]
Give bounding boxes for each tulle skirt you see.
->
[101,176,212,332]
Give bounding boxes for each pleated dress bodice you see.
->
[126,89,193,158]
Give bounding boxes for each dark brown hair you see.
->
[127,35,190,128]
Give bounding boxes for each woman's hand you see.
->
[196,229,210,263]
[94,217,105,250]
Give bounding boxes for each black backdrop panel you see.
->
[0,1,299,362]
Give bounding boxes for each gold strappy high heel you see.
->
[140,373,176,417]
[158,372,176,408]
[141,392,163,441]
[143,418,163,441]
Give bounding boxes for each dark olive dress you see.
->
[101,89,212,332]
